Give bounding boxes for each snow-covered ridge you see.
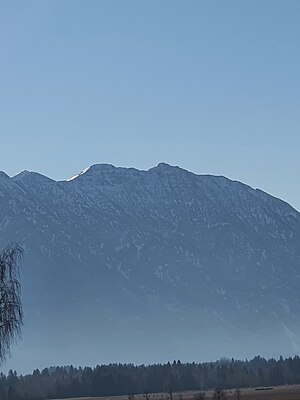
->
[67,166,91,181]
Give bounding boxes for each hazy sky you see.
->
[0,0,299,210]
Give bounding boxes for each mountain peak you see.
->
[66,164,142,183]
[156,162,173,169]
[13,170,55,185]
[0,171,10,180]
[151,162,179,171]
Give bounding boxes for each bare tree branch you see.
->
[0,243,23,363]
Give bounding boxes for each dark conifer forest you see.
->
[2,356,300,400]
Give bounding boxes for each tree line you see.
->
[1,355,300,400]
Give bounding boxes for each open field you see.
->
[53,384,300,400]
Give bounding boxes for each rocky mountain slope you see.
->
[0,163,300,373]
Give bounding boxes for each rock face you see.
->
[0,163,300,373]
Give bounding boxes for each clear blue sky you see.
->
[0,0,299,210]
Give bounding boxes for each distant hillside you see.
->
[1,163,300,373]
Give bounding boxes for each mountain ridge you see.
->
[0,163,300,373]
[5,163,298,214]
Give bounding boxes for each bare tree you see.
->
[0,243,23,363]
[234,389,241,400]
[144,392,152,400]
[193,392,206,400]
[213,389,226,400]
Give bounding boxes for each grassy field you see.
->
[54,384,300,400]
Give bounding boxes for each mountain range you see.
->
[0,163,300,373]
